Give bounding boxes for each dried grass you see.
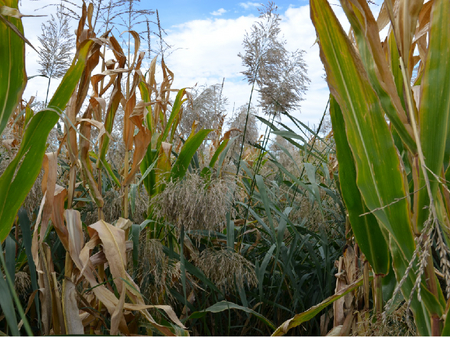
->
[151,173,234,232]
[354,304,416,336]
[195,247,257,294]
[137,237,180,302]
[15,271,31,297]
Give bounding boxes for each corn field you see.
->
[1,0,450,336]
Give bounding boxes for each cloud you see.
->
[210,8,227,16]
[239,2,260,10]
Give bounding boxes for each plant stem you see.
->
[45,76,52,106]
[123,150,129,219]
[374,274,383,314]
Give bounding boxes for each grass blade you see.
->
[272,277,364,336]
[188,300,275,330]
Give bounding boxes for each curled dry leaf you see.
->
[62,279,83,334]
[88,220,127,293]
[115,217,132,231]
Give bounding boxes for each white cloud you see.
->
[210,8,227,16]
[165,16,255,112]
[239,2,260,10]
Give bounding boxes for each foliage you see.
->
[0,1,387,336]
[238,2,309,116]
[273,0,450,335]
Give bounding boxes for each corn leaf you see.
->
[415,0,450,230]
[0,40,94,243]
[311,0,415,258]
[330,96,389,274]
[341,0,416,152]
[171,129,211,181]
[0,0,26,137]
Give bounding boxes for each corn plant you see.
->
[273,0,450,335]
[0,1,207,334]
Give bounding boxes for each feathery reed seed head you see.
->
[196,248,257,294]
[151,173,233,231]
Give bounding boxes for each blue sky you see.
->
[154,1,310,27]
[19,0,381,133]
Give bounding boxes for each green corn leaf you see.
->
[311,0,415,259]
[216,136,238,177]
[0,0,26,137]
[340,0,416,153]
[310,1,434,332]
[0,40,93,243]
[0,238,33,336]
[257,244,276,297]
[163,88,186,144]
[226,212,234,251]
[415,0,450,231]
[330,96,389,275]
[171,129,211,181]
[209,138,229,168]
[442,304,450,335]
[89,151,121,187]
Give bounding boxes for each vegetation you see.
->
[1,0,449,336]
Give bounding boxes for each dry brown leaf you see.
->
[39,244,53,335]
[65,209,85,269]
[40,152,58,244]
[396,0,424,66]
[1,138,17,150]
[18,289,39,330]
[79,108,104,208]
[110,286,128,335]
[62,279,84,334]
[124,92,136,150]
[77,118,108,144]
[51,272,65,335]
[123,127,152,186]
[66,215,185,336]
[51,185,69,251]
[116,217,132,231]
[88,220,127,293]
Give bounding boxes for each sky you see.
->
[17,0,376,133]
